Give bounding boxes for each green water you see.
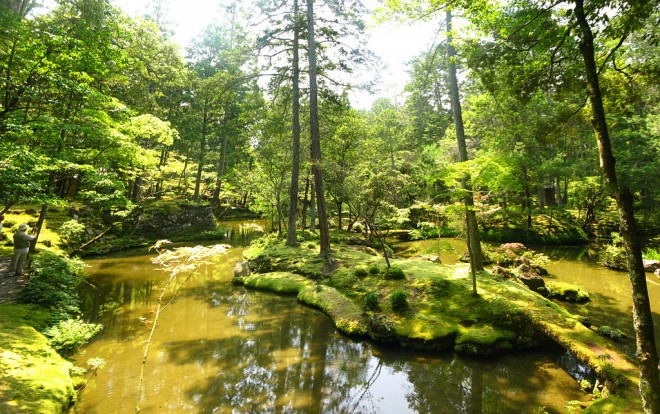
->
[74,228,606,413]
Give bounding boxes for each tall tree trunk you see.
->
[309,182,316,232]
[446,10,483,280]
[574,2,659,412]
[286,0,302,247]
[194,100,209,203]
[302,177,309,231]
[306,0,330,258]
[212,105,230,205]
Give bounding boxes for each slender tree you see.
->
[573,1,659,411]
[286,0,302,247]
[306,0,330,258]
[446,10,484,281]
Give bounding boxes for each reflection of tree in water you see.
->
[162,289,378,413]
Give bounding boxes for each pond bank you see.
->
[0,302,75,413]
[237,235,645,413]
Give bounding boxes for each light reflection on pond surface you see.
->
[75,226,593,413]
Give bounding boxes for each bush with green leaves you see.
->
[384,266,405,280]
[368,265,380,275]
[44,318,102,359]
[364,292,379,311]
[58,219,86,254]
[354,267,368,278]
[16,251,87,318]
[599,233,627,270]
[390,289,408,312]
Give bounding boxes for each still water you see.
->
[74,225,604,413]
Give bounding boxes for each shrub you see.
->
[16,252,87,317]
[354,267,368,278]
[599,244,627,270]
[368,265,380,275]
[384,266,405,280]
[58,219,86,254]
[390,289,408,312]
[364,292,379,311]
[44,318,102,359]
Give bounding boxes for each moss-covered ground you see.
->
[0,303,75,413]
[238,233,645,412]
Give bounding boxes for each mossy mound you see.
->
[242,271,312,294]
[238,233,642,408]
[0,303,75,413]
[547,281,590,303]
[240,234,546,356]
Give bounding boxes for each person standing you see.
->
[11,224,36,276]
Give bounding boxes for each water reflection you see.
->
[74,226,587,413]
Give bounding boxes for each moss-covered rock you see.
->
[454,324,517,356]
[547,281,590,303]
[133,199,217,239]
[242,272,311,294]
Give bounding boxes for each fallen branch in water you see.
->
[135,241,230,413]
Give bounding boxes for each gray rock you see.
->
[643,260,660,273]
[516,264,546,292]
[233,261,250,278]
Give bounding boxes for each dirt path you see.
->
[0,257,29,303]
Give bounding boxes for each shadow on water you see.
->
[74,228,596,414]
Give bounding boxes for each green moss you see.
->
[0,303,75,413]
[454,324,517,356]
[240,234,642,397]
[394,313,458,349]
[242,272,311,294]
[582,395,640,413]
[547,281,590,303]
[297,285,368,336]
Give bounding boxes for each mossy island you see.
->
[234,232,644,413]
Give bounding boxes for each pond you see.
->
[75,224,640,414]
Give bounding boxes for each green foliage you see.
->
[520,251,550,270]
[16,252,87,318]
[364,292,379,311]
[599,234,627,270]
[44,319,102,359]
[368,265,381,275]
[353,267,368,277]
[390,289,408,312]
[58,219,86,254]
[596,326,627,341]
[384,266,405,280]
[642,247,660,261]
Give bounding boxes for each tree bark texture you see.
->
[306,0,330,258]
[446,11,484,273]
[194,99,209,203]
[574,2,660,412]
[286,0,302,247]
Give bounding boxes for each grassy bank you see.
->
[0,304,75,413]
[237,233,644,412]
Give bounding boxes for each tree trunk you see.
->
[194,99,209,203]
[574,2,659,412]
[302,177,309,231]
[446,10,483,278]
[212,105,230,205]
[286,0,302,247]
[306,0,330,258]
[309,182,316,232]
